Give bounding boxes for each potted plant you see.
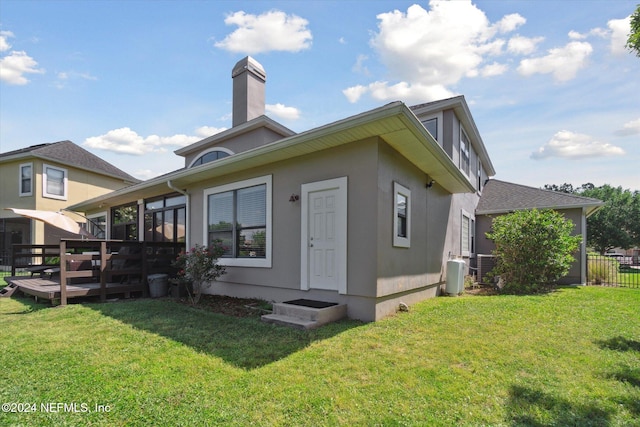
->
[171,242,226,304]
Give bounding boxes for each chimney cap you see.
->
[231,56,266,81]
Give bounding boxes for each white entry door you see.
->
[301,177,347,294]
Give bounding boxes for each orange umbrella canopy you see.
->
[5,208,95,238]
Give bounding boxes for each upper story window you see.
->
[189,148,234,168]
[19,163,33,196]
[43,164,68,200]
[422,118,438,142]
[460,129,470,175]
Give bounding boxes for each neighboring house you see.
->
[475,179,603,285]
[69,56,496,321]
[0,140,138,263]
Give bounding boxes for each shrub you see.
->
[486,209,582,293]
[172,242,226,304]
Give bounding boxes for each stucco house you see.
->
[475,179,603,285]
[67,57,496,321]
[0,140,138,264]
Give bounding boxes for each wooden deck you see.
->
[6,239,183,305]
[6,276,146,304]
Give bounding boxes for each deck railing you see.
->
[12,240,185,304]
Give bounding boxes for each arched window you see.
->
[189,148,234,167]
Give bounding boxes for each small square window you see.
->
[393,182,411,248]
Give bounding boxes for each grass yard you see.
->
[1,287,638,426]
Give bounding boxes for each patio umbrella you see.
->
[5,208,95,238]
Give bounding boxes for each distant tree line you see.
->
[543,183,640,254]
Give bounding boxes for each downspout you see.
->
[167,180,190,250]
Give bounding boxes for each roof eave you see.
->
[69,102,475,211]
[477,202,605,216]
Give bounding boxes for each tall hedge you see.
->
[486,209,582,293]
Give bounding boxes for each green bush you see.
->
[486,209,582,294]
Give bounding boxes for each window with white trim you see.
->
[204,175,272,267]
[461,210,475,257]
[393,182,411,248]
[460,128,470,175]
[43,164,68,200]
[19,163,33,196]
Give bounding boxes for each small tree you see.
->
[627,4,640,57]
[172,242,226,304]
[486,209,582,293]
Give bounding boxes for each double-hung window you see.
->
[19,163,33,196]
[204,175,272,267]
[43,164,67,200]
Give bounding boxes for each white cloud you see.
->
[517,41,592,82]
[342,85,368,103]
[54,70,98,89]
[493,13,526,33]
[0,30,14,52]
[531,130,625,160]
[266,103,300,120]
[480,62,508,77]
[132,169,159,181]
[614,118,640,136]
[607,15,631,55]
[352,54,370,75]
[0,50,45,85]
[84,127,204,155]
[195,126,227,138]
[507,35,544,55]
[214,10,312,54]
[343,80,455,104]
[344,1,524,103]
[568,30,586,40]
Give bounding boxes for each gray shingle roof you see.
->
[476,179,602,215]
[0,140,139,183]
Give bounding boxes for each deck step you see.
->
[261,300,347,329]
[0,283,19,298]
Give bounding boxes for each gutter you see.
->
[167,180,190,250]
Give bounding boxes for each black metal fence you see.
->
[587,254,640,288]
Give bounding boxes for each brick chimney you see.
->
[231,56,266,127]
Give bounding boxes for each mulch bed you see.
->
[178,294,272,318]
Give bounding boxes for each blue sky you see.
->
[1,0,638,189]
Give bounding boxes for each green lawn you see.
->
[1,287,638,426]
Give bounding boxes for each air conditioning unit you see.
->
[477,254,496,285]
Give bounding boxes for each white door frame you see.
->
[300,176,348,294]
